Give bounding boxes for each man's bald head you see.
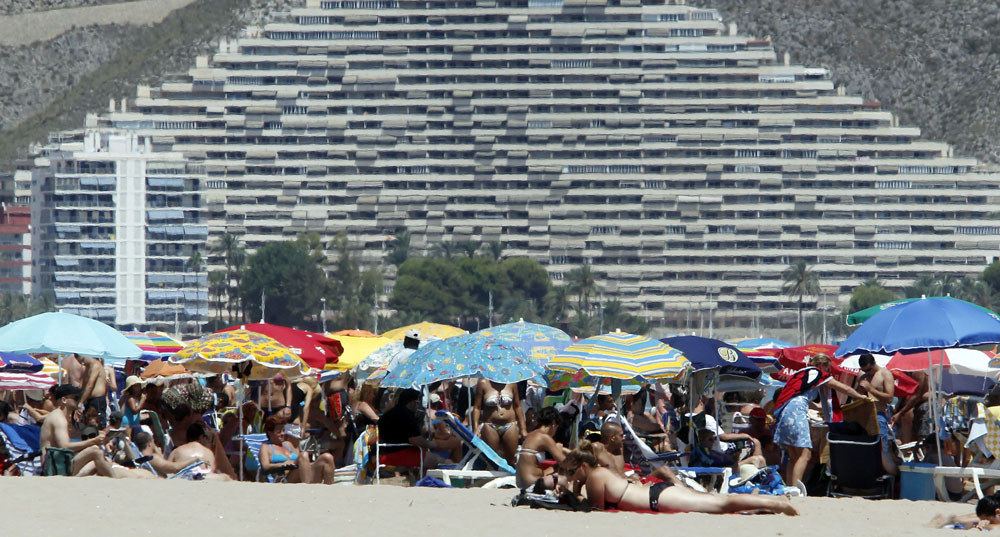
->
[600,422,624,452]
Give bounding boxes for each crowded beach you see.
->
[3,297,1000,531]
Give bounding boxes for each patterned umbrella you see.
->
[324,335,392,371]
[140,358,209,382]
[477,320,572,366]
[353,340,418,381]
[171,329,309,380]
[548,331,689,381]
[0,352,43,374]
[380,332,547,389]
[546,370,643,394]
[216,323,343,370]
[382,322,467,341]
[121,331,184,361]
[331,329,379,338]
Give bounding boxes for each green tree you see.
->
[782,259,820,345]
[543,285,571,325]
[983,261,1000,296]
[240,241,326,326]
[482,241,504,261]
[186,249,203,332]
[207,270,228,328]
[431,241,458,260]
[600,300,648,335]
[905,274,940,298]
[295,232,327,266]
[389,257,469,323]
[848,282,898,314]
[456,240,479,258]
[212,232,246,322]
[566,265,600,312]
[387,231,411,267]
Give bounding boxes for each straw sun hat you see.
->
[124,375,143,391]
[731,464,764,487]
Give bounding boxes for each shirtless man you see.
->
[39,384,114,477]
[62,354,85,389]
[259,375,292,417]
[168,422,231,481]
[597,421,684,486]
[76,354,109,428]
[855,354,896,450]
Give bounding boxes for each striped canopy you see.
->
[122,331,184,361]
[0,372,55,391]
[548,332,689,381]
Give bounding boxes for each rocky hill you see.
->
[1,0,999,169]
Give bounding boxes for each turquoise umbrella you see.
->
[0,312,142,363]
[380,332,547,389]
[477,319,572,366]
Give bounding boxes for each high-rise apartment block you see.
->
[28,0,1000,334]
[29,125,207,330]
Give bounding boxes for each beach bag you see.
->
[42,447,75,476]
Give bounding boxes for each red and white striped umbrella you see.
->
[0,371,56,390]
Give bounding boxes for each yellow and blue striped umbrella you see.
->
[548,331,689,381]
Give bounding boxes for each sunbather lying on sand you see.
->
[560,441,797,515]
[929,493,1000,530]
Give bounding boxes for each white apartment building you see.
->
[29,121,208,331]
[33,0,1000,335]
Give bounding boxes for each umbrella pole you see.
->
[929,350,943,466]
[238,379,245,482]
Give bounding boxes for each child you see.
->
[977,494,1000,530]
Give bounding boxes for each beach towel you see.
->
[511,491,595,512]
[416,475,451,488]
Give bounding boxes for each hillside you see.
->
[698,0,1000,165]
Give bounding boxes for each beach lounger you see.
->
[826,431,894,499]
[0,423,42,476]
[424,410,516,488]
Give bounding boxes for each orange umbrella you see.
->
[331,329,379,338]
[140,358,205,381]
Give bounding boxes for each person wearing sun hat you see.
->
[121,375,145,433]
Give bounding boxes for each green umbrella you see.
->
[846,296,997,326]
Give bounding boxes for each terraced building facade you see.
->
[32,0,1000,334]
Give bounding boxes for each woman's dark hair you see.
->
[263,415,283,433]
[186,422,206,443]
[0,400,12,417]
[537,406,562,428]
[977,493,1000,517]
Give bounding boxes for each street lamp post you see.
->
[320,297,327,333]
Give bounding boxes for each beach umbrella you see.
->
[0,372,56,391]
[0,352,43,374]
[660,336,760,378]
[139,358,208,382]
[725,337,795,351]
[380,332,547,389]
[477,319,572,366]
[548,331,690,382]
[834,297,1000,357]
[121,331,184,361]
[546,370,643,395]
[330,329,379,338]
[845,296,998,326]
[382,322,467,341]
[0,312,142,363]
[324,335,391,371]
[171,329,310,380]
[884,348,1000,377]
[352,339,430,381]
[216,323,343,371]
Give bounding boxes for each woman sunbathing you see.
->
[560,441,797,516]
[473,380,526,466]
[260,415,336,484]
[516,407,569,490]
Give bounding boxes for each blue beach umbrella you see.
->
[380,332,547,389]
[0,312,143,363]
[725,337,795,351]
[477,319,572,366]
[0,352,43,373]
[661,335,761,378]
[834,297,1000,357]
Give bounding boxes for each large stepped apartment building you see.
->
[25,0,1000,334]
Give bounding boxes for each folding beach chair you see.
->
[605,413,730,493]
[826,431,894,499]
[0,423,42,476]
[239,433,289,482]
[374,425,425,484]
[424,410,516,488]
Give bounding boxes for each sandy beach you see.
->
[0,478,972,537]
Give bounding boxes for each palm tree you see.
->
[905,275,940,298]
[543,285,571,325]
[207,270,227,328]
[457,240,479,258]
[782,259,820,345]
[211,233,240,321]
[482,241,504,261]
[186,249,203,333]
[939,274,962,298]
[387,231,411,266]
[566,265,600,312]
[431,241,457,260]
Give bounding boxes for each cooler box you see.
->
[899,462,936,501]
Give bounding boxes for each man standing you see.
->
[39,384,114,477]
[76,354,109,428]
[856,354,896,451]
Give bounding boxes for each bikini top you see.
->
[268,443,299,464]
[484,392,514,407]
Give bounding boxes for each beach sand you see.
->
[0,477,972,536]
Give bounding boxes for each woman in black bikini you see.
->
[560,441,798,515]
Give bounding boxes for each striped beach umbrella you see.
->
[122,331,184,361]
[548,331,689,381]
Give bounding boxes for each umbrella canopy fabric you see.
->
[477,320,572,366]
[380,333,547,389]
[382,322,467,341]
[0,312,142,363]
[548,332,689,381]
[330,329,379,338]
[725,337,795,351]
[140,358,207,382]
[121,331,184,361]
[0,372,55,390]
[660,336,760,378]
[216,323,343,370]
[940,372,996,397]
[0,352,43,374]
[884,348,1000,377]
[171,329,309,380]
[353,340,420,381]
[773,346,920,398]
[324,335,392,371]
[545,370,643,394]
[846,297,998,326]
[834,297,1000,357]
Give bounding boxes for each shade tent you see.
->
[660,336,760,378]
[0,312,142,363]
[216,323,343,370]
